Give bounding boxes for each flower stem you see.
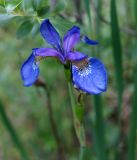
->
[79,146,85,160]
[68,82,86,160]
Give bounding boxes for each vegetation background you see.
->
[0,0,137,160]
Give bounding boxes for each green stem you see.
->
[68,82,86,148]
[79,146,86,160]
[0,100,30,160]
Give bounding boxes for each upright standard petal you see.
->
[40,19,61,50]
[81,35,99,45]
[72,58,107,94]
[20,53,39,86]
[66,51,88,62]
[63,26,80,53]
[33,48,65,63]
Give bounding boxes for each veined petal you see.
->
[66,51,88,62]
[40,19,61,50]
[63,26,80,53]
[33,48,65,63]
[20,53,39,87]
[81,35,99,45]
[72,58,107,94]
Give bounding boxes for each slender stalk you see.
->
[67,80,86,160]
[79,146,85,160]
[35,80,65,160]
[0,100,30,160]
[68,82,86,148]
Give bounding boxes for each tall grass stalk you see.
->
[0,100,30,160]
[84,0,107,159]
[110,0,123,112]
[93,95,107,160]
[127,63,137,160]
[110,0,123,159]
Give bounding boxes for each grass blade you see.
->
[110,1,124,159]
[84,0,92,25]
[133,0,137,25]
[110,0,123,112]
[0,100,30,160]
[93,95,107,160]
[127,63,137,160]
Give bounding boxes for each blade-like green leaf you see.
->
[16,20,33,38]
[110,0,123,111]
[84,0,91,25]
[110,1,123,159]
[93,95,107,160]
[127,64,137,160]
[0,100,30,160]
[133,0,137,25]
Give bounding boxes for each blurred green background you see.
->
[0,0,137,160]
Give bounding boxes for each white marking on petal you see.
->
[78,64,92,77]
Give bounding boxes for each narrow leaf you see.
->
[84,0,92,25]
[127,63,137,160]
[110,0,123,111]
[133,0,137,25]
[93,95,107,160]
[0,100,30,160]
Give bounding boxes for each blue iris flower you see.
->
[20,19,107,94]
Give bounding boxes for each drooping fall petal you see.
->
[20,53,39,86]
[72,57,107,94]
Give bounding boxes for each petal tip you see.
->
[82,36,99,45]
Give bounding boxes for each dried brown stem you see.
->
[35,79,66,160]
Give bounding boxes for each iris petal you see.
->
[81,35,99,45]
[40,19,61,50]
[72,58,107,94]
[63,26,80,53]
[33,48,65,63]
[20,53,39,87]
[66,51,88,62]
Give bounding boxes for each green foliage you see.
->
[0,14,16,25]
[16,20,33,39]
